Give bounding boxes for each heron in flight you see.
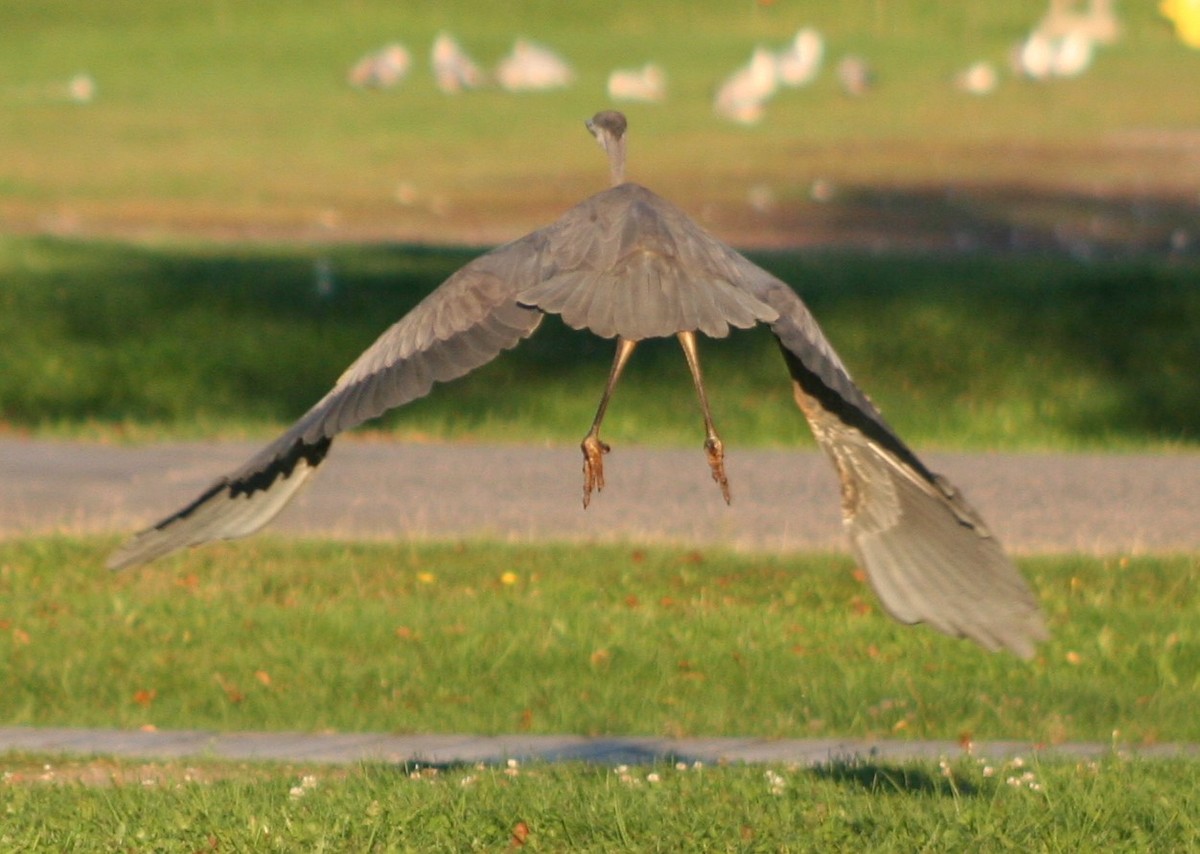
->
[109,110,1048,659]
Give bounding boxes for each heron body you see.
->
[110,110,1048,660]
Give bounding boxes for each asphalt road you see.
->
[3,437,1198,554]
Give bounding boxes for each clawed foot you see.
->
[705,436,731,504]
[581,434,610,508]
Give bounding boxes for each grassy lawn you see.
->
[5,4,1199,848]
[2,1,1198,245]
[2,235,1198,449]
[3,752,1199,850]
[2,537,1197,745]
[4,3,1198,450]
[4,535,1199,848]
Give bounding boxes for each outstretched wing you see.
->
[107,236,546,570]
[734,259,1048,658]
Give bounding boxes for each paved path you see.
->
[4,439,1199,553]
[1,727,1196,767]
[3,438,1198,767]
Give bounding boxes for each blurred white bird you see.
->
[495,38,575,92]
[431,32,486,94]
[1012,30,1056,79]
[348,43,411,88]
[775,27,823,87]
[66,73,97,103]
[954,60,998,95]
[1038,0,1120,44]
[1014,0,1115,80]
[607,63,667,103]
[1014,24,1095,79]
[714,46,778,125]
[1050,29,1094,76]
[836,55,873,96]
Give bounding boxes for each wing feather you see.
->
[107,240,545,570]
[700,249,1048,656]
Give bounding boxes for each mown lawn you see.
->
[2,537,1197,745]
[2,752,1198,850]
[2,1,1198,244]
[2,235,1197,450]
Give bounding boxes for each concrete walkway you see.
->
[3,438,1199,767]
[5,439,1199,553]
[2,727,1197,767]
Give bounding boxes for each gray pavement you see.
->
[4,438,1199,553]
[1,726,1197,767]
[3,438,1198,767]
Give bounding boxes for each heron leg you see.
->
[581,337,638,508]
[677,330,731,504]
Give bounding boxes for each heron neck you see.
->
[608,138,627,186]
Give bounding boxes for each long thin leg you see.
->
[677,330,731,504]
[580,336,638,508]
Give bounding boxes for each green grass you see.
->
[3,537,1198,745]
[4,3,1199,452]
[2,1,1198,242]
[2,235,1197,449]
[2,753,1199,850]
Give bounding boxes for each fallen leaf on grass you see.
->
[510,820,530,848]
[214,673,244,704]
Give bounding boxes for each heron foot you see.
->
[581,434,610,508]
[705,436,731,504]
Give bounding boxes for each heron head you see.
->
[586,110,628,186]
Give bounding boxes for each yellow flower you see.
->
[500,571,518,586]
[417,571,436,584]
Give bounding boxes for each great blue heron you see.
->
[109,110,1048,659]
